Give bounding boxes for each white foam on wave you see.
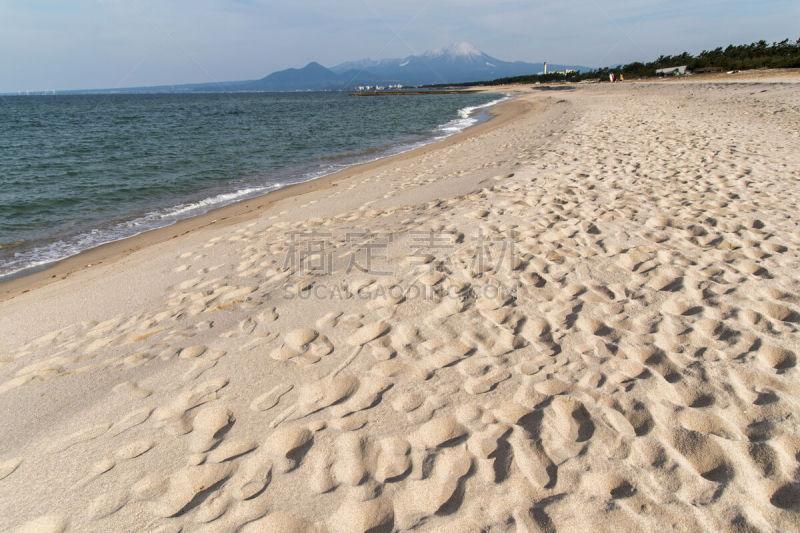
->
[160,185,282,219]
[433,95,511,136]
[0,183,285,280]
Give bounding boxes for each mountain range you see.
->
[242,42,588,91]
[59,43,590,94]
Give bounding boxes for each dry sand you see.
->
[1,76,799,532]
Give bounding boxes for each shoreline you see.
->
[0,91,531,302]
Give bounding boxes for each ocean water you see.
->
[0,91,505,280]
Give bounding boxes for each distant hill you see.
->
[242,61,348,91]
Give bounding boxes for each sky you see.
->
[1,0,797,92]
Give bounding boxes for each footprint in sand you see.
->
[263,424,313,473]
[153,463,232,518]
[87,490,129,520]
[250,383,294,412]
[188,405,235,453]
[12,515,69,533]
[0,457,22,481]
[229,453,272,500]
[115,440,155,460]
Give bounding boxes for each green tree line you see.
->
[437,38,800,87]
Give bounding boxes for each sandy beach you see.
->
[1,73,800,532]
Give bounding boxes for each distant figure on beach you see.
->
[619,73,624,82]
[609,73,615,83]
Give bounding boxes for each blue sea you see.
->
[0,91,505,280]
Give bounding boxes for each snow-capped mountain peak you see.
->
[425,42,484,58]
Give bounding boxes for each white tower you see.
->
[544,62,548,74]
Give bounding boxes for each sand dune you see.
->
[1,77,800,532]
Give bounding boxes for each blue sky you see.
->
[1,0,797,91]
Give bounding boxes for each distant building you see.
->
[655,65,687,77]
[357,85,398,91]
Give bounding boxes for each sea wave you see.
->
[434,95,511,135]
[160,185,284,219]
